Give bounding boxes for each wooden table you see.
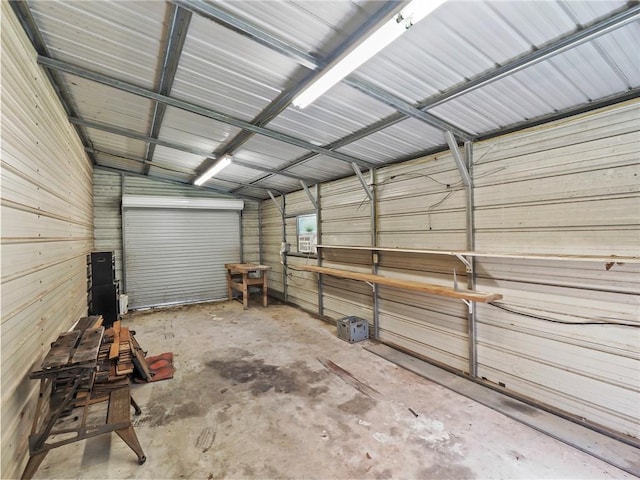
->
[21,325,146,479]
[225,263,271,309]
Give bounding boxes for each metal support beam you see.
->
[246,5,640,181]
[300,181,318,211]
[144,5,192,175]
[464,141,478,378]
[316,184,324,316]
[70,117,318,183]
[370,168,380,339]
[445,131,471,187]
[175,0,319,70]
[185,1,399,191]
[38,55,375,169]
[345,78,474,141]
[94,165,262,201]
[351,163,374,202]
[417,5,640,111]
[267,191,284,216]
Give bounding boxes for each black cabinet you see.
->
[88,252,118,327]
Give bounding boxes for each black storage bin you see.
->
[89,284,119,327]
[90,252,115,286]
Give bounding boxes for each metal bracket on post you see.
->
[462,299,473,313]
[445,131,471,187]
[267,190,284,216]
[300,180,318,210]
[351,162,374,202]
[455,254,472,273]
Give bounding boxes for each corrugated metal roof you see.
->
[233,135,309,169]
[61,74,153,134]
[95,152,144,174]
[158,107,242,152]
[28,0,166,89]
[337,118,445,163]
[214,0,384,58]
[85,129,148,159]
[269,82,398,145]
[151,145,205,172]
[19,0,639,199]
[171,14,301,121]
[285,155,354,183]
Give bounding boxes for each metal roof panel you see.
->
[233,135,310,169]
[158,107,241,152]
[269,82,398,145]
[28,0,166,89]
[61,73,153,134]
[171,13,301,121]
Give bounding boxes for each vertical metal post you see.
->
[239,210,244,263]
[370,168,380,339]
[281,194,288,304]
[465,141,478,377]
[120,173,127,293]
[258,201,264,265]
[316,183,324,316]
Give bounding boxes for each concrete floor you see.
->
[32,300,634,479]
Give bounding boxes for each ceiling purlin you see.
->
[181,0,474,192]
[190,0,401,191]
[68,117,320,184]
[37,55,376,170]
[253,3,640,181]
[144,4,193,175]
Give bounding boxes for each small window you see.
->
[297,214,317,254]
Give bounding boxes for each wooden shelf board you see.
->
[316,245,640,263]
[301,265,502,303]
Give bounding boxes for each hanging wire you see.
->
[489,302,639,327]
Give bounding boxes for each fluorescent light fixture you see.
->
[292,0,446,109]
[194,155,232,186]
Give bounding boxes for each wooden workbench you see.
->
[21,323,145,479]
[225,263,271,309]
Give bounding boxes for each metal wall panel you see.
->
[93,170,123,283]
[473,100,640,439]
[318,176,374,321]
[376,155,469,371]
[123,207,240,309]
[242,201,261,264]
[261,198,285,295]
[1,5,94,477]
[282,190,318,312]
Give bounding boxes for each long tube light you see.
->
[292,0,446,109]
[194,155,232,186]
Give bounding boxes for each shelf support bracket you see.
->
[267,190,284,216]
[300,180,318,211]
[351,162,374,202]
[455,254,472,273]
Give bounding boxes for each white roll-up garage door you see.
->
[123,196,243,309]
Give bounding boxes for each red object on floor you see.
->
[145,352,175,382]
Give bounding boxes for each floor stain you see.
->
[419,464,476,479]
[205,355,329,398]
[338,394,377,415]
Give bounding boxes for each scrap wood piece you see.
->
[317,358,379,398]
[109,320,121,360]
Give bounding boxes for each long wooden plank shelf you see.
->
[301,265,502,303]
[316,245,640,263]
